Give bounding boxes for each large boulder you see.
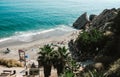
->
[94,55,114,68]
[89,14,97,21]
[104,58,120,77]
[91,8,118,28]
[73,12,89,29]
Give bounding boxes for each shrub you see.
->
[0,58,23,67]
[60,69,74,77]
[75,29,108,59]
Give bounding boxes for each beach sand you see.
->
[0,30,80,77]
[0,30,80,59]
[0,66,58,77]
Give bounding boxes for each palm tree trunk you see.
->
[44,64,52,77]
[56,62,64,76]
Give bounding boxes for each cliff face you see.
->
[91,8,118,28]
[70,8,120,77]
[70,8,120,62]
[73,12,89,29]
[73,8,120,30]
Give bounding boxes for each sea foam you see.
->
[0,25,75,43]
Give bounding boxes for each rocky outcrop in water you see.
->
[104,58,120,77]
[91,8,118,28]
[73,8,119,30]
[69,8,120,77]
[73,12,89,29]
[70,8,120,61]
[89,14,97,21]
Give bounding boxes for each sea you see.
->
[0,0,120,42]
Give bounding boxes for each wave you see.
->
[0,25,76,43]
[0,37,12,42]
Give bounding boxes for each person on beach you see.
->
[4,48,10,54]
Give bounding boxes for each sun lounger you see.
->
[10,75,16,77]
[0,76,10,77]
[29,68,39,75]
[0,73,10,77]
[22,75,27,77]
[3,70,12,73]
[1,70,16,77]
[1,73,10,75]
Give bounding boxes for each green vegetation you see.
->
[37,45,70,77]
[76,29,106,52]
[67,10,120,77]
[37,44,53,77]
[37,11,120,77]
[60,69,74,77]
[74,29,109,61]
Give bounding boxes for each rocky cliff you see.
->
[73,8,120,30]
[70,8,120,77]
[73,12,89,29]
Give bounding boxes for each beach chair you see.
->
[2,70,16,77]
[0,73,10,77]
[22,71,28,77]
[3,70,12,74]
[29,68,40,77]
[10,70,16,77]
[29,68,39,75]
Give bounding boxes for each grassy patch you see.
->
[0,58,23,67]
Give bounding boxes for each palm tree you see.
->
[38,45,70,77]
[37,44,54,77]
[50,50,61,69]
[55,46,70,76]
[58,46,69,59]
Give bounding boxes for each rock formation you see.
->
[89,14,97,21]
[69,8,120,77]
[104,58,120,77]
[91,8,118,28]
[73,8,119,30]
[73,12,89,29]
[70,8,120,62]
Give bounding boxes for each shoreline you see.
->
[0,26,76,49]
[0,29,80,77]
[0,29,80,60]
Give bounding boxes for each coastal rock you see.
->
[94,55,114,68]
[83,62,104,71]
[73,12,89,29]
[68,40,80,61]
[94,62,104,71]
[69,8,120,62]
[91,8,118,28]
[89,14,97,21]
[104,58,120,77]
[117,8,120,12]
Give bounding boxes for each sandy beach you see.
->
[0,29,80,59]
[0,66,58,77]
[0,30,80,77]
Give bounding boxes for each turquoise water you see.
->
[0,0,120,39]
